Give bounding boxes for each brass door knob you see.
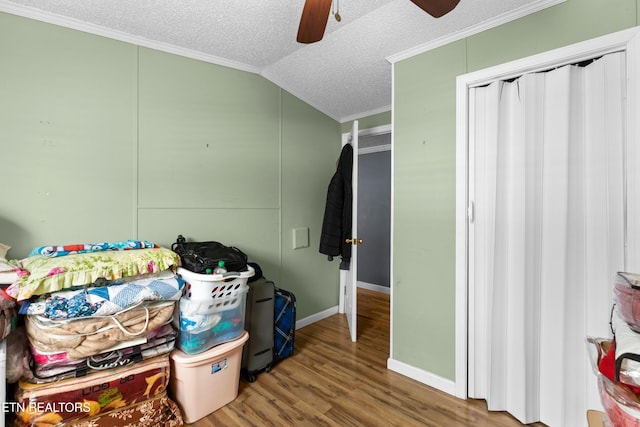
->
[345,238,363,245]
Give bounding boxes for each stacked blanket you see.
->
[67,394,183,427]
[8,240,185,426]
[25,298,176,359]
[26,323,177,384]
[15,355,173,426]
[21,269,184,319]
[7,241,180,301]
[0,243,18,341]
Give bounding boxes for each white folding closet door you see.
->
[468,51,625,426]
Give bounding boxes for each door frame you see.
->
[454,27,640,399]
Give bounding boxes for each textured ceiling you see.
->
[0,0,563,121]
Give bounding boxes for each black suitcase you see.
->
[242,277,275,382]
[274,288,296,363]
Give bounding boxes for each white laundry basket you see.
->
[178,265,254,300]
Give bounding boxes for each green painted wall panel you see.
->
[137,208,280,280]
[466,0,636,73]
[0,13,137,258]
[281,91,341,319]
[0,12,340,323]
[138,48,280,209]
[393,41,466,378]
[393,0,638,382]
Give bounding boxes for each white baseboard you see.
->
[296,305,339,329]
[357,281,391,294]
[387,357,457,397]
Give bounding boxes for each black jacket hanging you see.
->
[319,143,353,269]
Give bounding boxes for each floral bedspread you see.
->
[7,247,181,301]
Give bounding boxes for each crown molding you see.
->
[0,0,261,74]
[386,0,566,64]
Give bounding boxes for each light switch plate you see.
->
[293,227,309,249]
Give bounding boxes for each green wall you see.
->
[393,40,465,377]
[0,12,340,320]
[281,91,342,312]
[392,0,638,381]
[0,13,138,252]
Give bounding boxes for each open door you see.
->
[343,120,359,342]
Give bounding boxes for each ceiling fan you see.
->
[297,0,461,44]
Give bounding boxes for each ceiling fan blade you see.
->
[297,0,333,44]
[409,0,461,18]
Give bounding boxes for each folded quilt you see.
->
[21,269,184,319]
[25,301,176,359]
[15,355,170,426]
[30,322,173,366]
[25,324,176,384]
[68,393,183,427]
[8,247,181,301]
[29,239,157,258]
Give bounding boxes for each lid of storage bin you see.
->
[170,331,249,366]
[177,265,254,282]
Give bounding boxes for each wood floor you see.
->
[191,288,538,427]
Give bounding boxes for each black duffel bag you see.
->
[171,235,248,274]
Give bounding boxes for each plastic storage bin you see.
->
[597,374,640,427]
[178,265,254,300]
[170,331,249,423]
[614,272,640,332]
[174,284,248,354]
[588,337,640,427]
